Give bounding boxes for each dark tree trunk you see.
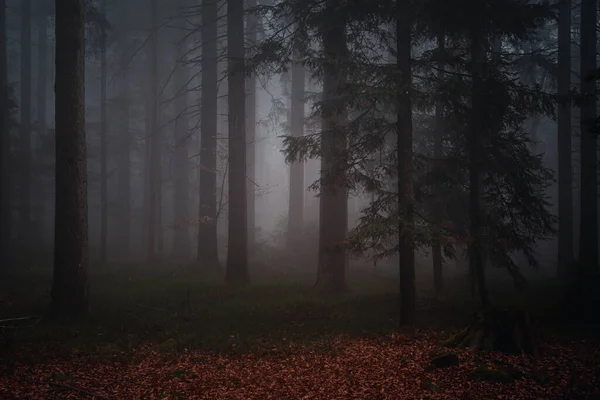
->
[36,13,47,139]
[197,0,220,268]
[172,0,191,259]
[578,0,598,272]
[468,31,490,310]
[147,0,159,260]
[19,0,32,251]
[315,0,348,294]
[246,0,257,254]
[556,0,573,277]
[397,3,415,325]
[99,0,107,264]
[431,32,445,294]
[50,0,89,319]
[225,0,249,285]
[287,35,305,252]
[0,0,9,266]
[116,31,131,259]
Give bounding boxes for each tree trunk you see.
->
[556,0,573,277]
[19,0,32,252]
[116,29,131,259]
[197,0,220,268]
[172,0,191,259]
[315,1,348,294]
[99,0,107,264]
[397,3,415,325]
[36,13,47,139]
[246,0,257,254]
[468,30,490,310]
[578,0,598,272]
[147,0,159,261]
[50,0,89,319]
[431,33,445,294]
[0,0,9,266]
[286,33,305,252]
[225,0,249,285]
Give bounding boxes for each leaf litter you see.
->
[1,332,598,399]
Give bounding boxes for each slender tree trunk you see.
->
[37,13,47,139]
[0,0,8,266]
[578,0,598,272]
[117,34,131,259]
[315,1,348,294]
[99,0,107,264]
[147,0,159,260]
[172,0,191,259]
[557,0,573,277]
[287,34,305,251]
[397,3,415,325]
[197,0,220,267]
[246,0,257,253]
[468,31,490,310]
[19,0,32,251]
[50,0,89,319]
[431,33,445,294]
[226,0,249,285]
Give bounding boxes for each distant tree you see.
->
[19,0,32,252]
[225,0,249,285]
[556,0,573,277]
[50,0,90,318]
[578,0,597,272]
[197,0,220,268]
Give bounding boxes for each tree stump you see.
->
[441,308,540,355]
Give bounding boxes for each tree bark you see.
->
[225,0,249,285]
[50,0,89,319]
[556,0,573,277]
[19,0,32,251]
[172,0,191,260]
[99,0,107,264]
[432,32,445,294]
[397,2,415,325]
[315,0,348,294]
[578,0,598,272]
[197,0,220,268]
[287,34,305,252]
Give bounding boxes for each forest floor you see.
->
[0,263,598,399]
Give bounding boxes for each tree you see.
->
[314,0,348,293]
[246,0,258,252]
[397,0,415,324]
[556,0,573,277]
[146,0,160,260]
[431,33,444,294]
[197,0,220,268]
[0,0,8,266]
[172,0,191,259]
[50,0,90,318]
[19,0,32,252]
[286,27,305,252]
[225,0,249,285]
[99,0,108,264]
[578,0,597,272]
